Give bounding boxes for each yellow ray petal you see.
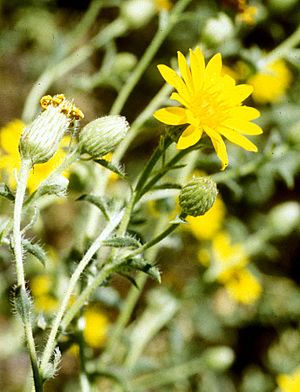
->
[205,53,222,81]
[227,106,260,121]
[218,127,258,151]
[189,48,205,89]
[177,125,202,149]
[177,51,193,90]
[204,126,228,170]
[222,118,263,135]
[170,92,189,108]
[157,65,190,100]
[153,107,187,125]
[230,84,253,103]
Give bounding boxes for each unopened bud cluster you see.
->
[179,177,218,217]
[78,115,129,158]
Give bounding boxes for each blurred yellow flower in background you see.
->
[154,0,172,11]
[223,268,262,305]
[0,119,69,193]
[83,306,110,349]
[200,231,262,304]
[31,274,59,314]
[187,197,226,241]
[277,368,300,392]
[248,59,292,104]
[154,47,263,170]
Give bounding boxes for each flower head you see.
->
[0,119,69,193]
[20,94,81,165]
[248,59,292,104]
[154,47,263,170]
[277,368,300,392]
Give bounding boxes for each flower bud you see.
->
[203,346,235,371]
[121,0,156,29]
[19,107,70,165]
[268,201,300,237]
[39,175,69,197]
[179,177,218,217]
[113,52,138,77]
[79,115,129,158]
[202,13,234,47]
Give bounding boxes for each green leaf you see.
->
[94,158,127,180]
[13,285,32,323]
[77,194,110,220]
[152,183,182,190]
[0,183,15,201]
[119,257,161,283]
[118,272,139,288]
[22,239,47,267]
[103,236,141,249]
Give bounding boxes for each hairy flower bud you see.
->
[79,115,129,158]
[268,201,300,237]
[20,94,83,165]
[121,0,155,29]
[203,346,235,371]
[202,13,234,47]
[179,177,218,217]
[19,107,70,165]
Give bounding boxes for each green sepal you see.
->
[102,235,141,249]
[13,285,32,323]
[22,239,47,267]
[0,183,15,201]
[94,158,127,180]
[77,194,110,220]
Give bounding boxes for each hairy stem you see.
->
[13,159,42,391]
[40,210,124,374]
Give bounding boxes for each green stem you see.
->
[13,159,42,392]
[67,0,104,52]
[109,0,192,115]
[126,220,182,261]
[40,210,124,375]
[101,214,169,364]
[61,263,114,332]
[22,18,127,122]
[134,137,173,202]
[131,357,204,390]
[260,24,300,67]
[136,145,197,202]
[24,149,80,208]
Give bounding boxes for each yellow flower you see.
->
[236,6,257,25]
[211,231,249,279]
[277,368,300,392]
[200,231,261,304]
[83,306,110,349]
[35,295,59,313]
[31,275,53,297]
[31,274,59,313]
[248,59,292,104]
[154,0,172,11]
[224,268,262,305]
[187,197,226,241]
[0,119,69,193]
[153,47,262,170]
